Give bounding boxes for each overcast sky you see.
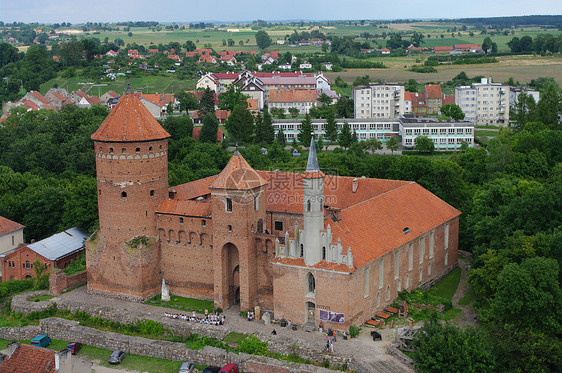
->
[1,0,561,24]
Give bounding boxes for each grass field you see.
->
[427,267,462,301]
[144,294,215,313]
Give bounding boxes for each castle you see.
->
[86,93,460,329]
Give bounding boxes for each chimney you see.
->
[352,178,359,193]
[169,189,177,200]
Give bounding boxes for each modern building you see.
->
[509,87,540,111]
[1,227,87,281]
[353,83,405,119]
[268,89,318,115]
[455,78,510,126]
[272,117,474,150]
[399,117,474,150]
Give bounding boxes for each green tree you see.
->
[482,37,493,53]
[298,114,313,146]
[199,113,219,143]
[218,84,249,112]
[386,136,399,154]
[440,104,465,121]
[405,78,418,93]
[412,316,495,373]
[324,111,338,142]
[415,136,435,153]
[411,32,425,47]
[361,138,383,154]
[288,107,299,118]
[225,104,254,143]
[536,84,561,130]
[161,115,194,141]
[255,30,272,50]
[335,96,354,118]
[276,128,286,148]
[338,121,354,149]
[199,87,216,116]
[176,91,199,113]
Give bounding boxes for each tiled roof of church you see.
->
[209,153,268,190]
[91,93,170,142]
[328,182,460,269]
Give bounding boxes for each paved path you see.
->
[51,287,412,372]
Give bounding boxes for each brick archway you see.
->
[221,242,239,308]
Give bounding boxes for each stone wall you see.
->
[0,318,335,372]
[386,344,414,368]
[49,270,87,295]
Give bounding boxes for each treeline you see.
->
[455,15,562,28]
[507,33,562,54]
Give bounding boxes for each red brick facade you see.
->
[1,246,81,281]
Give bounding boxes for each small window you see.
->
[12,236,15,245]
[136,147,140,153]
[150,190,155,197]
[109,147,114,153]
[149,146,153,153]
[226,198,232,212]
[306,272,315,295]
[179,217,184,224]
[322,246,326,261]
[306,200,311,212]
[202,219,206,227]
[121,191,127,198]
[98,189,101,196]
[274,221,283,231]
[254,196,259,211]
[25,261,30,269]
[122,148,127,154]
[99,147,102,152]
[228,225,232,232]
[300,244,304,257]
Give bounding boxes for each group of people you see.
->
[164,310,225,326]
[325,328,337,352]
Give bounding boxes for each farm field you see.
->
[327,55,562,85]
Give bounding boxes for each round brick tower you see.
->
[86,93,171,300]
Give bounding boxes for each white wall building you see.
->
[509,87,541,111]
[455,78,510,126]
[353,83,405,119]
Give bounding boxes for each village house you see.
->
[0,342,92,372]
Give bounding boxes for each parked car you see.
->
[219,363,239,373]
[66,342,82,355]
[179,361,195,373]
[30,335,51,347]
[108,350,126,364]
[201,366,221,373]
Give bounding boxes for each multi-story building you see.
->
[425,84,443,115]
[455,78,510,126]
[353,83,405,119]
[509,87,541,111]
[273,117,474,150]
[268,89,318,115]
[399,117,474,150]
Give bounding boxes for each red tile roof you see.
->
[433,46,454,52]
[425,84,442,99]
[411,93,426,107]
[192,110,230,121]
[0,344,56,373]
[404,91,413,101]
[29,91,50,105]
[192,126,225,142]
[0,215,24,236]
[173,175,217,200]
[91,93,171,142]
[443,94,455,105]
[209,154,268,190]
[268,89,317,103]
[156,199,211,217]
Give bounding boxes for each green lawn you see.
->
[223,332,248,344]
[475,129,500,137]
[144,295,214,313]
[459,290,475,306]
[427,267,461,301]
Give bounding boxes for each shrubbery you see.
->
[0,279,34,298]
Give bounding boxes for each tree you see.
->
[199,87,215,116]
[218,84,249,112]
[412,316,495,373]
[482,37,493,53]
[298,114,313,147]
[254,109,275,145]
[176,91,199,113]
[255,30,272,50]
[276,128,286,148]
[386,136,399,154]
[270,107,285,119]
[318,93,333,106]
[199,113,219,143]
[161,115,193,141]
[225,104,254,143]
[324,110,338,143]
[405,78,418,93]
[415,136,435,154]
[536,83,561,130]
[338,121,354,149]
[335,96,354,118]
[440,104,465,121]
[361,138,383,154]
[184,40,196,51]
[411,32,425,47]
[288,107,299,118]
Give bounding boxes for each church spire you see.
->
[306,135,320,172]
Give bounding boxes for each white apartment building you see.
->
[353,83,405,119]
[509,87,540,111]
[455,78,510,126]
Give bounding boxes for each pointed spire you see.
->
[306,135,319,172]
[233,142,240,155]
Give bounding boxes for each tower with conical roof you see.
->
[208,150,268,310]
[303,136,325,266]
[87,93,171,300]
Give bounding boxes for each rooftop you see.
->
[27,227,88,261]
[0,216,24,236]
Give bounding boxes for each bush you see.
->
[409,65,437,73]
[0,279,34,298]
[237,334,269,355]
[63,253,86,276]
[349,324,361,338]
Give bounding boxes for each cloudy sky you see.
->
[1,0,561,24]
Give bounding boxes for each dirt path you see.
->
[450,251,476,327]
